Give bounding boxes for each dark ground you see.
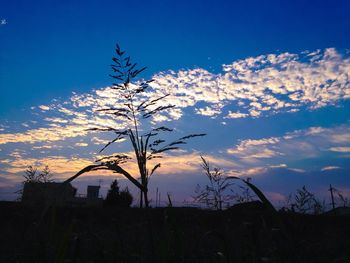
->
[0,201,349,263]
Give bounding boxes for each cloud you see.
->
[227,136,282,158]
[91,136,110,145]
[329,147,350,153]
[0,125,89,145]
[38,105,50,111]
[0,47,349,204]
[75,142,88,147]
[224,111,249,119]
[1,156,94,176]
[227,124,350,166]
[195,106,221,117]
[321,166,341,171]
[147,48,350,119]
[0,47,349,148]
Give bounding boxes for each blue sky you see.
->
[0,0,350,206]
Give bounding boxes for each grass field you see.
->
[0,201,349,263]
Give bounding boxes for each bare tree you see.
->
[194,156,234,210]
[65,45,205,208]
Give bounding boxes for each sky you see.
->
[0,0,350,207]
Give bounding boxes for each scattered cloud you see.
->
[0,48,349,149]
[147,48,350,119]
[227,124,350,165]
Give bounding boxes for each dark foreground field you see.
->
[1,202,349,263]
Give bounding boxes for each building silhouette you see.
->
[22,182,103,206]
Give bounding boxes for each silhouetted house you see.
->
[22,182,103,206]
[70,185,103,206]
[22,182,77,205]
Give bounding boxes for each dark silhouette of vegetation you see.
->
[337,191,350,207]
[231,177,256,204]
[65,44,205,208]
[105,179,133,207]
[329,184,350,208]
[230,176,278,213]
[194,156,235,210]
[284,186,325,214]
[16,165,53,200]
[23,165,53,183]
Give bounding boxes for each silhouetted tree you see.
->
[119,188,133,207]
[105,180,120,205]
[105,179,133,207]
[65,44,205,208]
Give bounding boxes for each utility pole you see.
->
[329,184,335,210]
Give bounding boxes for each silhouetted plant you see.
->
[16,165,54,201]
[231,177,256,204]
[193,156,234,210]
[166,192,173,207]
[23,165,53,183]
[338,192,350,207]
[65,44,205,208]
[285,186,325,214]
[329,185,350,208]
[229,176,278,214]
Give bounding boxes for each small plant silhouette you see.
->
[193,156,234,210]
[23,165,53,183]
[284,186,325,214]
[231,177,256,204]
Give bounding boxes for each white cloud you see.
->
[321,166,341,171]
[38,105,50,111]
[47,47,349,128]
[75,142,88,147]
[225,111,249,119]
[195,106,221,117]
[227,124,350,166]
[1,48,348,148]
[0,125,89,145]
[148,48,350,119]
[329,147,350,153]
